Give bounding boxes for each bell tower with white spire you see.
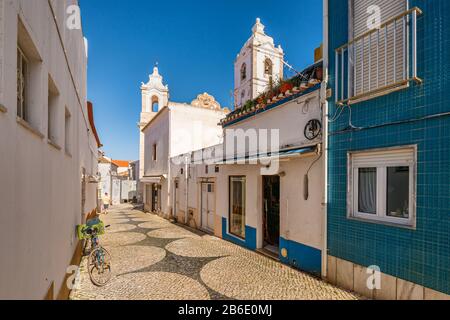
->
[140,65,169,123]
[138,65,169,179]
[234,18,284,108]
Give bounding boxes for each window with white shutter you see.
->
[335,1,422,105]
[348,146,417,227]
[351,0,407,96]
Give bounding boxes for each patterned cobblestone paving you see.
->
[70,205,361,300]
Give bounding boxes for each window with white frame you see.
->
[17,17,43,131]
[348,146,416,227]
[229,176,246,238]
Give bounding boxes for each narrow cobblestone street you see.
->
[70,205,360,300]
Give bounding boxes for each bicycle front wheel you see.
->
[88,247,112,287]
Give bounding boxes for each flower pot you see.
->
[280,82,294,94]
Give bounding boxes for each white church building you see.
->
[139,66,229,216]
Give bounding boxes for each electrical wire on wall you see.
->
[328,105,345,123]
[296,97,314,115]
[347,103,363,130]
[303,147,323,201]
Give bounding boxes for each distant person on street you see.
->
[102,193,111,214]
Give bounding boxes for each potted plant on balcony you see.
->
[280,80,294,95]
[268,80,281,102]
[257,94,266,109]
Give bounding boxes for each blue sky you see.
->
[80,0,323,161]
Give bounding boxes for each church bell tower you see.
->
[234,18,284,108]
[138,65,169,179]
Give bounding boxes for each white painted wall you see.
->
[225,90,322,158]
[0,0,98,299]
[213,156,324,251]
[170,148,222,235]
[143,108,170,178]
[139,67,169,180]
[99,162,117,198]
[130,160,143,202]
[168,88,324,255]
[222,90,324,251]
[141,95,228,217]
[169,102,226,157]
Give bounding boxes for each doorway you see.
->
[201,182,215,232]
[173,180,179,219]
[263,176,280,254]
[152,184,162,213]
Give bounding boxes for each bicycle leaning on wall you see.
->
[77,218,112,286]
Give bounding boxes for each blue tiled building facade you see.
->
[327,0,450,296]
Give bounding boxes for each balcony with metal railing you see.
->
[335,7,422,106]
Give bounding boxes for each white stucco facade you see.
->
[162,17,326,276]
[98,157,118,201]
[222,88,324,242]
[139,66,169,180]
[0,0,99,299]
[139,67,228,216]
[169,86,325,275]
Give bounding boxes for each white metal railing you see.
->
[335,7,422,105]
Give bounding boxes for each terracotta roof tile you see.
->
[112,160,130,168]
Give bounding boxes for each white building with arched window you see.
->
[138,66,229,215]
[234,18,284,108]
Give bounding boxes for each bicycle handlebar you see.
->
[83,224,110,238]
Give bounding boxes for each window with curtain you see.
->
[349,146,416,227]
[358,168,377,214]
[229,176,246,238]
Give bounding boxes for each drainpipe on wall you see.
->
[321,0,329,279]
[184,155,189,224]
